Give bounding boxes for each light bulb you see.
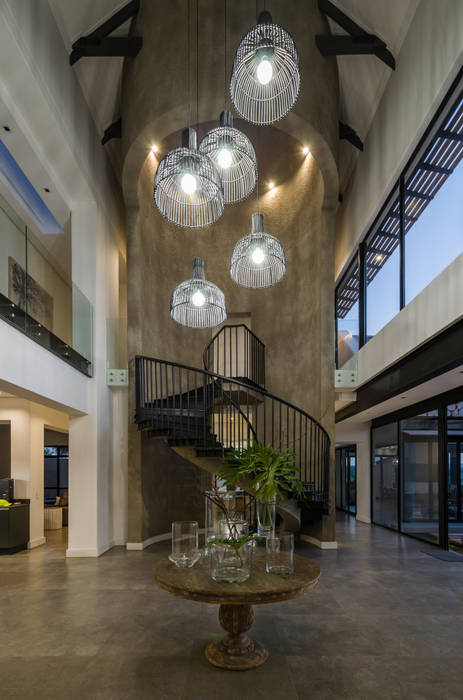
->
[217,147,233,169]
[257,57,273,85]
[181,172,197,195]
[251,246,265,265]
[191,289,205,307]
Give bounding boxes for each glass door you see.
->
[335,445,356,515]
[447,402,463,552]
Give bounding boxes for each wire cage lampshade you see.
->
[230,213,286,288]
[154,128,224,228]
[171,258,227,328]
[230,10,300,125]
[199,110,257,204]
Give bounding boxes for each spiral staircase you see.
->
[134,324,330,532]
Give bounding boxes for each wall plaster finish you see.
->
[122,0,339,544]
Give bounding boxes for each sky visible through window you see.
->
[368,159,463,337]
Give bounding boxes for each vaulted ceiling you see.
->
[49,0,419,191]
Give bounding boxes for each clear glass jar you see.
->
[168,520,201,568]
[210,540,252,583]
[266,532,294,575]
[204,490,236,550]
[257,496,276,538]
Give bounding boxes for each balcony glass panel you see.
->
[0,190,92,375]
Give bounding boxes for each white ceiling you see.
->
[48,0,419,190]
[331,0,419,190]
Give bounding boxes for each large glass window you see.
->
[400,410,439,544]
[405,159,463,304]
[335,73,463,361]
[372,423,399,530]
[335,261,359,368]
[365,189,400,340]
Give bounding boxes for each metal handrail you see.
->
[135,355,330,509]
[136,354,329,442]
[203,324,266,388]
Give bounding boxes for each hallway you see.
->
[2,516,463,699]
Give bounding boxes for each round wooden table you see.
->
[154,550,321,671]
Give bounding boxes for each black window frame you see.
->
[336,65,463,367]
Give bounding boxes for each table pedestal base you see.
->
[205,603,269,671]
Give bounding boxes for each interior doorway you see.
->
[43,428,69,550]
[336,445,357,515]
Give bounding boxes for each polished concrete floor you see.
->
[2,515,463,699]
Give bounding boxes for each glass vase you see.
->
[205,490,236,551]
[210,540,252,583]
[257,496,276,538]
[266,532,294,575]
[168,520,201,568]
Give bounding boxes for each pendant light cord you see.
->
[224,0,227,111]
[196,0,199,134]
[187,0,191,128]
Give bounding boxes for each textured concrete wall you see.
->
[123,0,338,543]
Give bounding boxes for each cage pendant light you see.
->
[199,110,257,204]
[230,10,300,125]
[171,258,227,328]
[154,128,224,228]
[230,212,286,288]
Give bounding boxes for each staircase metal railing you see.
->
[135,356,330,510]
[203,324,265,388]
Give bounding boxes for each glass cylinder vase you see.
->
[168,520,201,568]
[210,540,252,583]
[257,496,276,538]
[205,490,236,550]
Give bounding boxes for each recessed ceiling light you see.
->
[151,144,158,154]
[3,125,10,132]
[268,181,275,189]
[375,254,383,262]
[303,146,309,155]
[43,188,50,193]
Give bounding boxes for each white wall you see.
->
[0,398,68,548]
[336,0,463,279]
[0,0,128,556]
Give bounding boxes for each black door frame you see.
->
[371,385,463,549]
[335,444,357,516]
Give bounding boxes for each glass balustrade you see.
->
[0,192,93,376]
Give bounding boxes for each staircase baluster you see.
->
[135,356,330,518]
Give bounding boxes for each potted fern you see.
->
[218,442,305,537]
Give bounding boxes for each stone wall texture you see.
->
[122,0,339,543]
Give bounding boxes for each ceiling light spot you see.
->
[268,181,275,190]
[43,188,50,193]
[303,146,309,155]
[375,254,383,262]
[151,144,158,154]
[3,125,11,132]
